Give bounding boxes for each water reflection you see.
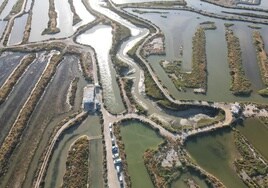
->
[0,0,17,19]
[8,14,28,45]
[76,25,125,113]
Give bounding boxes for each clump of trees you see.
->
[62,136,90,188]
[225,27,252,96]
[252,31,268,97]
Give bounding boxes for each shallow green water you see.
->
[128,8,268,103]
[44,115,103,188]
[185,129,247,188]
[237,118,268,160]
[120,121,163,188]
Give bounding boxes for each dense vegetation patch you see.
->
[0,0,9,16]
[156,99,225,132]
[123,78,148,115]
[79,52,93,82]
[144,141,225,188]
[42,0,60,35]
[68,77,79,107]
[68,0,82,25]
[62,136,90,188]
[225,27,252,96]
[127,39,165,100]
[161,27,207,93]
[252,31,268,97]
[8,0,24,17]
[200,21,217,30]
[110,22,131,76]
[234,130,268,187]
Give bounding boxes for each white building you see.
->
[83,85,95,112]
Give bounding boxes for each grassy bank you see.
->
[7,0,24,19]
[0,0,9,15]
[120,1,187,9]
[225,27,252,96]
[123,78,148,115]
[22,9,33,43]
[156,99,225,132]
[68,0,82,26]
[234,130,268,187]
[107,1,156,34]
[183,27,207,90]
[33,112,88,187]
[144,141,225,188]
[42,0,60,35]
[141,33,165,57]
[68,77,79,107]
[161,27,207,93]
[127,39,165,100]
[79,52,93,82]
[62,136,89,188]
[0,53,36,105]
[0,52,63,177]
[252,31,268,96]
[110,22,131,76]
[114,120,163,188]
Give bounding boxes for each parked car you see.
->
[116,165,121,173]
[112,146,118,154]
[113,153,119,159]
[118,173,123,183]
[111,138,115,146]
[114,158,122,165]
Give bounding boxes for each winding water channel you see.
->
[76,24,126,114]
[2,0,268,187]
[126,7,268,103]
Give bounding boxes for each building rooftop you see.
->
[83,85,95,103]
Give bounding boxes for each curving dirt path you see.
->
[34,112,87,188]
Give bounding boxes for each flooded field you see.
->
[8,14,28,45]
[28,0,95,42]
[0,52,48,146]
[1,0,268,187]
[185,129,247,188]
[233,24,264,90]
[237,118,268,160]
[29,0,49,42]
[0,52,25,87]
[0,55,87,188]
[44,115,103,188]
[21,55,87,188]
[0,21,7,39]
[73,0,95,29]
[120,120,163,188]
[111,0,182,4]
[0,0,17,19]
[127,8,268,103]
